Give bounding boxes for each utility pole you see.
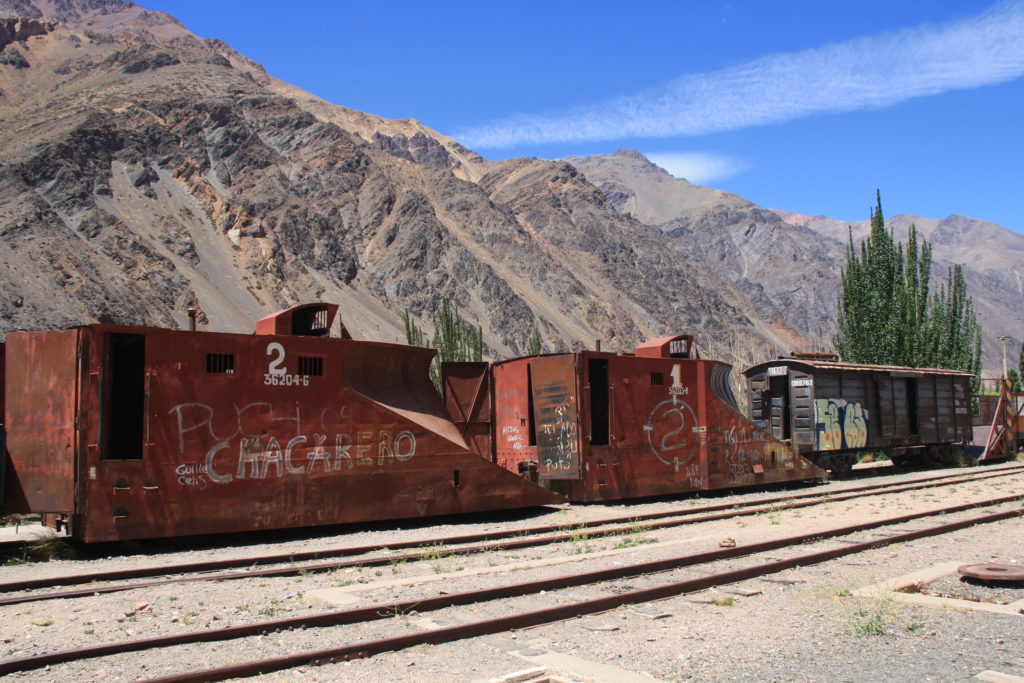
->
[998,336,1010,380]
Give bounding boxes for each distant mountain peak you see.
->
[612,148,648,161]
[1,0,194,44]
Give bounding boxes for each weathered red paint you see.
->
[2,306,563,542]
[441,362,493,461]
[4,330,80,514]
[0,341,5,422]
[491,336,824,501]
[529,355,582,480]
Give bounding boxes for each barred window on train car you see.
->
[298,356,324,376]
[206,353,235,374]
[651,372,664,385]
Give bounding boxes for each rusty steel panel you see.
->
[530,355,581,480]
[5,312,564,542]
[491,360,539,475]
[77,332,562,543]
[254,303,340,337]
[441,362,493,460]
[493,347,824,502]
[4,330,79,513]
[0,341,5,422]
[0,341,5,505]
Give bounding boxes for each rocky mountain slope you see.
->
[0,0,1017,375]
[0,0,798,367]
[774,209,1024,300]
[564,150,843,349]
[568,151,1023,371]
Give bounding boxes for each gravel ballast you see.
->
[0,463,1021,682]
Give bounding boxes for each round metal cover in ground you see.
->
[957,563,1024,584]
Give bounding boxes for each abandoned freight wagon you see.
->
[1,304,563,542]
[444,335,824,502]
[742,354,974,474]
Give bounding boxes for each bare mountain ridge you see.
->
[2,0,1016,374]
[0,2,797,369]
[567,150,1022,371]
[564,150,845,348]
[773,209,1024,299]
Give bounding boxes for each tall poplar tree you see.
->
[834,191,981,375]
[403,298,484,390]
[835,191,902,364]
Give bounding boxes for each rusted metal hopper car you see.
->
[742,354,974,474]
[445,335,824,502]
[1,304,563,542]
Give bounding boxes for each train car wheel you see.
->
[923,445,966,468]
[817,453,853,478]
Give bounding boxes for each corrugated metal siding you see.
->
[748,375,768,426]
[935,376,954,441]
[953,377,972,441]
[789,370,815,447]
[891,379,910,437]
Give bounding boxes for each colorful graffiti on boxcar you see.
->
[814,398,868,450]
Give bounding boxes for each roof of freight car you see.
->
[742,358,975,378]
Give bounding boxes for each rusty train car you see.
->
[443,335,824,502]
[0,303,827,542]
[742,354,974,474]
[0,304,563,542]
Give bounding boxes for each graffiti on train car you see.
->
[814,398,868,450]
[724,425,766,485]
[644,395,700,472]
[169,401,416,486]
[537,403,577,471]
[502,424,526,451]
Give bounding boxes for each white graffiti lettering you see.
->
[173,401,419,487]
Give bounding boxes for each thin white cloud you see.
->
[644,151,749,184]
[456,1,1024,149]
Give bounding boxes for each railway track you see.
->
[1,464,1021,607]
[0,490,1019,681]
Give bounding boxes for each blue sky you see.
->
[144,1,1024,232]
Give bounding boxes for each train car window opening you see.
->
[669,339,690,358]
[527,364,537,446]
[907,378,920,435]
[292,306,331,336]
[102,334,145,461]
[298,356,324,376]
[650,372,664,386]
[205,353,234,374]
[589,358,610,445]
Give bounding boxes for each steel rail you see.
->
[143,505,1024,682]
[0,493,1020,678]
[4,465,1017,594]
[0,466,1020,606]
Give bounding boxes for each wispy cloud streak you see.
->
[644,151,749,184]
[456,1,1024,149]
